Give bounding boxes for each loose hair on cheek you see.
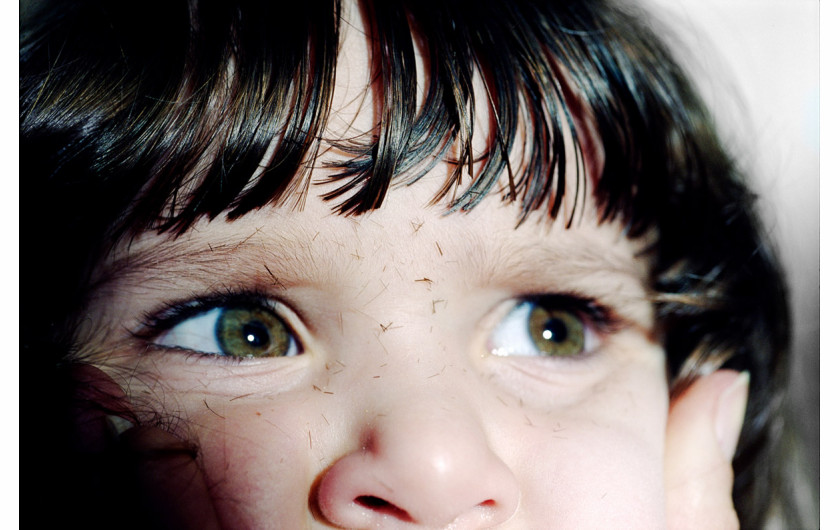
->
[20,0,789,527]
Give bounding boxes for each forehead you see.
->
[95,163,653,342]
[88,1,650,323]
[48,0,625,255]
[98,0,613,270]
[95,6,644,309]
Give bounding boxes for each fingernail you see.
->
[715,371,750,460]
[105,414,135,439]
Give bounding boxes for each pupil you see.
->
[242,321,270,347]
[542,318,568,343]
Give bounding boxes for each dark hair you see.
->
[20,0,788,527]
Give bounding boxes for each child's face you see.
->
[80,11,669,527]
[85,177,668,527]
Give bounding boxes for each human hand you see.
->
[665,370,750,529]
[66,364,221,530]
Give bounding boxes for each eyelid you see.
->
[520,293,620,332]
[486,293,622,359]
[137,290,307,358]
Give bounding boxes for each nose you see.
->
[315,402,520,528]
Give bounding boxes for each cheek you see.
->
[515,424,666,526]
[509,371,668,526]
[188,398,325,527]
[108,336,668,527]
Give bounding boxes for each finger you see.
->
[62,364,221,529]
[665,370,749,530]
[118,426,222,530]
[54,364,143,527]
[64,363,135,454]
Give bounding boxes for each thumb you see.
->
[117,425,222,530]
[665,370,749,530]
[63,364,221,529]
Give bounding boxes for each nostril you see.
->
[355,495,388,509]
[355,496,413,522]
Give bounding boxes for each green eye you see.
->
[490,299,591,358]
[156,305,300,358]
[215,307,293,358]
[526,305,585,357]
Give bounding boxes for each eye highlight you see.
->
[489,296,609,359]
[149,297,301,359]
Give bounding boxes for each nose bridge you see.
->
[362,361,486,453]
[335,321,487,455]
[334,290,491,443]
[341,315,483,432]
[331,298,468,388]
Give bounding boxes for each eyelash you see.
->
[137,289,301,361]
[142,290,271,329]
[534,294,619,334]
[137,290,621,363]
[488,294,620,357]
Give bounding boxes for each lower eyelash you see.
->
[140,342,253,365]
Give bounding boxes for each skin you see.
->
[78,176,747,528]
[72,4,747,527]
[84,172,666,527]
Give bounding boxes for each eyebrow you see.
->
[480,236,647,286]
[93,219,652,324]
[467,232,653,318]
[95,228,324,292]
